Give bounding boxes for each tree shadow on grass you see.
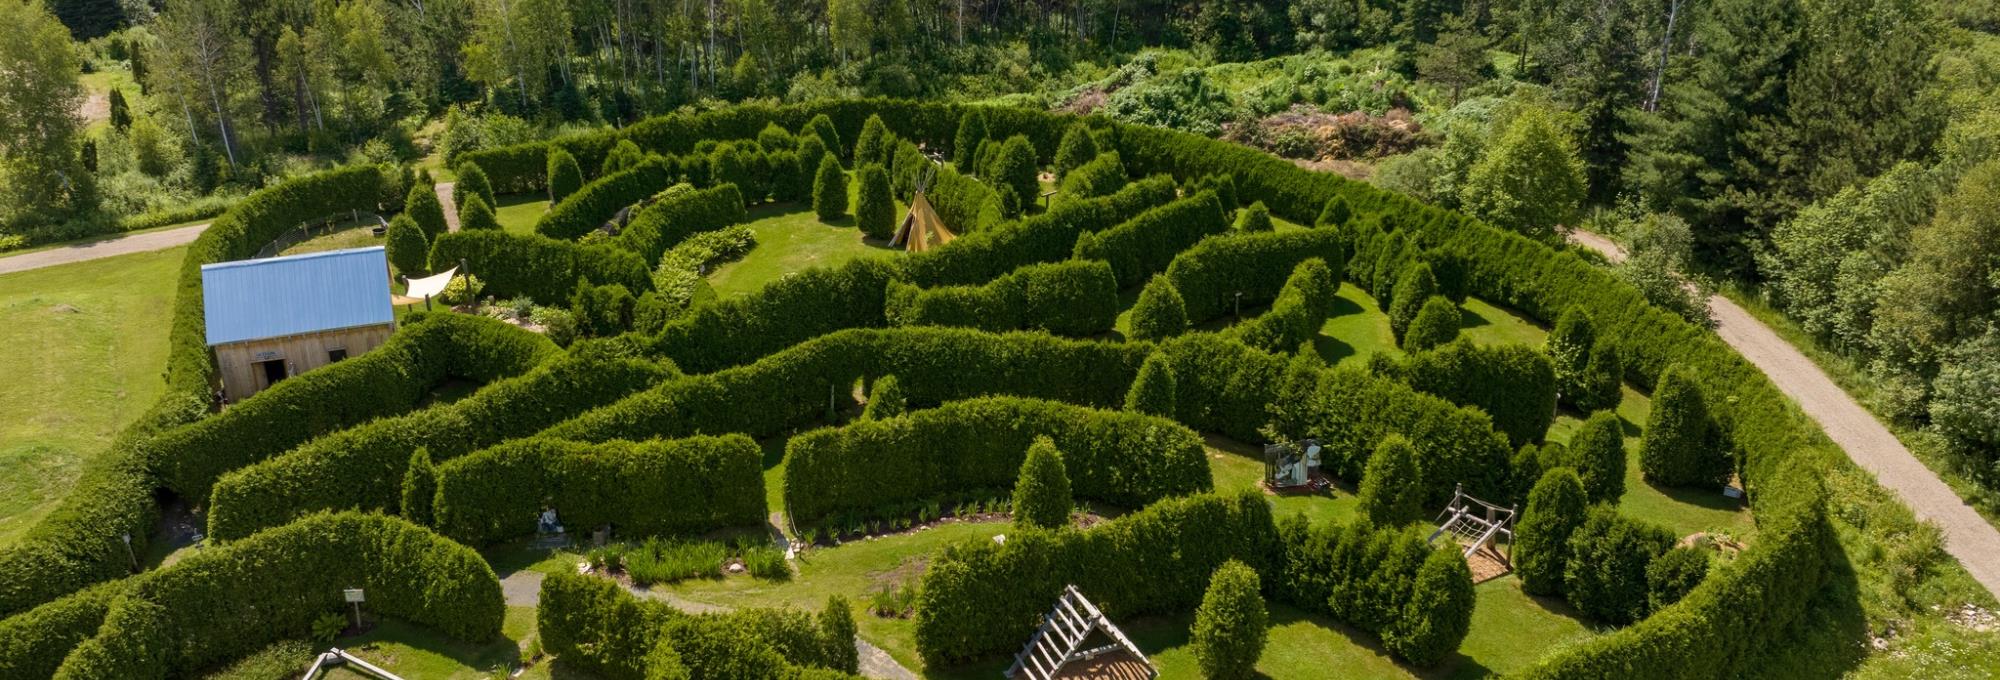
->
[1641,479,1746,513]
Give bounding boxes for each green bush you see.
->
[1546,305,1596,409]
[1074,191,1229,288]
[1381,545,1475,667]
[1052,122,1100,182]
[538,570,858,680]
[1514,468,1588,595]
[1402,296,1461,351]
[1567,411,1627,503]
[1388,262,1440,341]
[454,162,495,211]
[405,182,448,239]
[385,214,430,275]
[616,183,748,266]
[1129,275,1189,341]
[1232,257,1339,353]
[1577,337,1625,413]
[1563,507,1676,624]
[429,230,653,304]
[572,280,637,337]
[952,109,989,170]
[401,448,437,525]
[1056,151,1127,202]
[1391,340,1557,447]
[861,374,906,420]
[756,122,797,152]
[783,396,1207,526]
[806,113,843,160]
[914,491,1276,667]
[854,114,891,169]
[884,260,1118,337]
[855,164,896,239]
[432,435,767,546]
[813,155,847,221]
[707,142,761,202]
[536,155,678,240]
[0,581,124,680]
[989,135,1040,213]
[1358,436,1424,525]
[902,175,1175,286]
[205,344,674,539]
[458,192,500,231]
[602,139,646,175]
[1164,227,1348,324]
[1234,201,1274,232]
[50,513,501,680]
[1191,560,1267,680]
[548,147,585,203]
[1125,354,1178,417]
[926,161,1005,230]
[1646,546,1711,612]
[1317,196,1352,227]
[1011,436,1073,530]
[1641,366,1731,488]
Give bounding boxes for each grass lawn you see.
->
[0,246,180,547]
[492,194,550,235]
[705,201,901,298]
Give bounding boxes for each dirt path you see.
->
[1568,230,2000,598]
[436,182,461,232]
[0,224,209,276]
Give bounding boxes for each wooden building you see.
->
[201,246,396,401]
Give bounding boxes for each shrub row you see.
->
[205,341,674,540]
[433,434,766,546]
[614,183,748,265]
[149,312,556,504]
[924,162,1004,234]
[556,327,1151,445]
[1230,258,1340,354]
[459,131,621,193]
[1073,190,1230,288]
[912,491,1277,666]
[1056,151,1127,202]
[1380,339,1559,448]
[782,396,1210,525]
[884,260,1118,337]
[1166,227,1349,323]
[900,175,1177,287]
[650,258,901,373]
[535,156,680,240]
[50,512,501,680]
[1272,516,1474,666]
[0,580,125,679]
[538,570,860,680]
[429,230,654,304]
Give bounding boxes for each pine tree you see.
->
[818,596,860,673]
[1569,411,1627,503]
[862,374,905,420]
[1575,337,1624,413]
[1125,355,1178,417]
[1129,275,1189,340]
[405,183,448,239]
[547,147,584,204]
[1317,196,1352,227]
[1563,507,1676,624]
[1052,122,1099,181]
[855,164,895,240]
[1358,436,1424,525]
[385,215,430,276]
[401,448,437,525]
[454,162,495,211]
[757,122,798,152]
[992,135,1040,212]
[854,114,891,168]
[601,139,645,176]
[952,109,989,170]
[1402,297,1461,351]
[107,88,132,130]
[1192,560,1267,679]
[1383,546,1475,666]
[1646,546,1712,612]
[1012,437,1072,530]
[1641,367,1731,487]
[1388,262,1439,340]
[458,193,500,231]
[1546,306,1596,409]
[805,114,842,161]
[813,155,848,222]
[1234,201,1275,232]
[1515,468,1588,595]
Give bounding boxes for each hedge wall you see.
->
[535,156,678,240]
[884,260,1118,337]
[429,230,653,303]
[0,580,125,679]
[913,491,1277,667]
[50,512,501,680]
[147,313,555,505]
[433,435,766,546]
[614,183,748,265]
[900,175,1176,287]
[650,258,900,373]
[1230,258,1339,354]
[1075,190,1230,288]
[1166,227,1348,323]
[538,570,861,680]
[205,343,673,540]
[1385,340,1558,448]
[783,396,1209,525]
[459,130,620,193]
[553,327,1150,445]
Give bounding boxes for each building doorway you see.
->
[256,359,288,387]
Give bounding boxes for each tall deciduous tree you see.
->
[153,0,246,166]
[0,0,91,223]
[1460,106,1585,243]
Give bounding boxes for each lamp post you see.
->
[1234,291,1243,319]
[121,532,136,572]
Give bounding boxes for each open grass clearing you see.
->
[705,200,901,298]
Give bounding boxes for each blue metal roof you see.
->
[200,246,394,346]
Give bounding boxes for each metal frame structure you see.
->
[300,648,406,680]
[1426,483,1517,563]
[1005,585,1156,680]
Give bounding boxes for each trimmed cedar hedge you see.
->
[1074,190,1230,288]
[1166,227,1349,323]
[614,183,748,265]
[650,258,901,374]
[900,175,1177,287]
[0,580,125,680]
[535,156,677,240]
[428,230,654,303]
[884,260,1118,337]
[538,570,861,680]
[782,396,1210,526]
[459,131,620,193]
[1230,258,1340,354]
[1383,340,1558,448]
[913,491,1277,667]
[205,342,673,540]
[433,435,766,546]
[147,313,557,504]
[50,513,501,680]
[554,327,1151,445]
[924,163,1004,234]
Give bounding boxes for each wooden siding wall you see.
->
[213,323,395,401]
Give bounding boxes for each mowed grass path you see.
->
[706,201,901,298]
[0,247,181,547]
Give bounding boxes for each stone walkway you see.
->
[437,182,460,232]
[1569,230,2000,599]
[0,223,208,276]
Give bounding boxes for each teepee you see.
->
[891,161,957,252]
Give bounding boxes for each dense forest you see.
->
[2,0,1998,503]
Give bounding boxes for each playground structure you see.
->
[1262,438,1330,493]
[1006,585,1156,680]
[1427,484,1516,566]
